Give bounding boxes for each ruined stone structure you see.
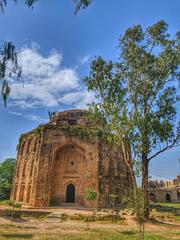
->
[148,175,180,203]
[11,110,131,208]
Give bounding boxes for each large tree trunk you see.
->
[142,153,149,218]
[121,141,137,199]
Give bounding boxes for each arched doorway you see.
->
[149,193,156,202]
[66,183,75,203]
[166,193,171,202]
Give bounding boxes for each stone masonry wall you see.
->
[98,142,131,208]
[11,110,131,208]
[33,127,99,208]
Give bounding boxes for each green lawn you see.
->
[155,202,180,209]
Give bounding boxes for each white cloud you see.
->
[9,111,23,116]
[24,114,48,122]
[9,45,85,108]
[59,91,95,108]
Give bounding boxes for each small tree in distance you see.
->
[7,200,21,225]
[84,188,97,230]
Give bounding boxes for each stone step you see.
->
[47,215,62,219]
[47,214,62,219]
[60,203,80,207]
[45,220,61,223]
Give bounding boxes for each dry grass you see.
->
[0,208,179,240]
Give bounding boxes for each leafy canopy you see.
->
[84,20,180,165]
[0,158,16,188]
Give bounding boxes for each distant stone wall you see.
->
[148,174,180,203]
[148,175,180,189]
[148,186,180,203]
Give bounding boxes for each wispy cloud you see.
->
[58,91,94,108]
[9,111,48,122]
[9,111,23,116]
[24,114,48,122]
[79,55,90,66]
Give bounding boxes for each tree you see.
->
[0,42,22,106]
[7,200,21,224]
[0,0,92,14]
[84,188,97,229]
[84,20,180,218]
[0,158,16,198]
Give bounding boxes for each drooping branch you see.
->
[0,42,22,106]
[0,0,92,14]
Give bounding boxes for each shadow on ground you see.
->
[1,233,33,239]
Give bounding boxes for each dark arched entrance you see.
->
[149,193,156,202]
[66,183,75,203]
[166,193,171,202]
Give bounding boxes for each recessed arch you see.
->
[52,142,86,161]
[50,143,86,206]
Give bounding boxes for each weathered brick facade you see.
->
[11,110,131,208]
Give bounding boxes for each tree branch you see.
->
[148,136,180,162]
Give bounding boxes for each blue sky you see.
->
[0,0,179,180]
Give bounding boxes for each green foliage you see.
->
[0,0,38,12]
[0,158,16,197]
[85,20,180,155]
[73,0,92,14]
[84,188,97,201]
[16,144,20,151]
[19,134,25,143]
[0,0,91,13]
[84,188,97,229]
[0,42,22,106]
[60,125,101,142]
[84,20,180,218]
[7,200,21,224]
[33,124,44,139]
[7,200,21,209]
[0,229,176,240]
[0,0,91,106]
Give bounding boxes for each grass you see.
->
[0,233,33,239]
[19,212,48,220]
[0,229,177,240]
[174,215,180,221]
[154,202,180,209]
[0,201,179,239]
[0,199,9,206]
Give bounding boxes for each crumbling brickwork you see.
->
[11,110,131,208]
